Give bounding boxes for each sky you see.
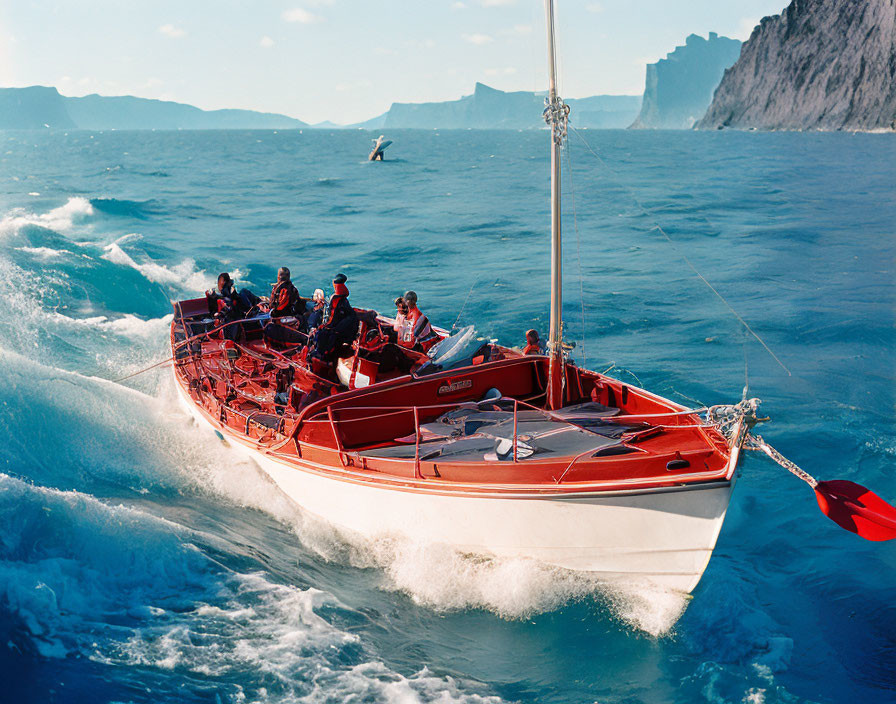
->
[0,0,787,125]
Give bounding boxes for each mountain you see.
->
[696,0,896,131]
[64,94,306,130]
[371,83,640,130]
[0,86,76,129]
[629,33,742,130]
[0,87,306,130]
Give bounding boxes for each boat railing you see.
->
[309,396,709,478]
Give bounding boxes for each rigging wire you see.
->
[112,356,173,383]
[452,279,478,331]
[569,124,792,377]
[562,138,587,368]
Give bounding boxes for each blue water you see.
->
[0,128,894,704]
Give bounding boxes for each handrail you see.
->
[302,397,703,425]
[512,399,519,463]
[413,406,421,479]
[555,445,605,484]
[327,406,347,466]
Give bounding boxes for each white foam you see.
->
[47,311,173,338]
[1,470,503,701]
[15,246,73,260]
[101,240,214,292]
[295,528,688,636]
[0,196,94,237]
[107,572,502,703]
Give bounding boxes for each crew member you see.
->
[306,288,327,330]
[207,272,235,315]
[312,273,358,360]
[391,296,411,344]
[269,267,303,319]
[206,273,241,340]
[522,329,545,355]
[402,290,439,352]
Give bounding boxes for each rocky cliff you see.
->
[630,33,742,130]
[696,0,896,131]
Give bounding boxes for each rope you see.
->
[746,433,818,488]
[111,356,173,383]
[568,125,792,377]
[452,280,478,331]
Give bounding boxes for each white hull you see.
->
[178,382,736,593]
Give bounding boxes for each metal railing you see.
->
[315,396,709,481]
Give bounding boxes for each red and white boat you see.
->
[170,1,747,594]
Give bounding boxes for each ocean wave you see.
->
[101,238,215,293]
[103,571,504,703]
[90,197,163,220]
[0,197,94,238]
[46,311,173,338]
[0,472,503,703]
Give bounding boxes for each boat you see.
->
[168,1,896,596]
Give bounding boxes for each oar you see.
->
[749,434,896,541]
[813,480,896,541]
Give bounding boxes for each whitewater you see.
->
[0,128,893,703]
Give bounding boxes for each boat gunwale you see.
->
[172,363,738,498]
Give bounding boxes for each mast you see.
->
[543,0,568,410]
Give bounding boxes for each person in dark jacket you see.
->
[311,273,359,361]
[206,273,242,340]
[269,267,304,319]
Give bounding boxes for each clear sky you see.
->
[0,0,786,125]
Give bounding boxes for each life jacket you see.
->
[522,342,544,356]
[406,306,438,351]
[323,283,352,328]
[393,312,414,345]
[208,282,236,317]
[270,280,301,318]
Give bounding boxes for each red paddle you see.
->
[749,435,896,541]
[814,480,896,541]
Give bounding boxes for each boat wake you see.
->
[0,471,503,703]
[295,517,689,635]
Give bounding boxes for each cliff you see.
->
[0,87,306,130]
[629,33,742,129]
[379,83,641,129]
[696,0,896,131]
[0,86,76,129]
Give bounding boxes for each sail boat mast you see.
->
[543,0,568,409]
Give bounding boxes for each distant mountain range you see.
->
[353,83,641,130]
[630,33,742,130]
[6,10,893,137]
[0,83,640,131]
[0,86,307,130]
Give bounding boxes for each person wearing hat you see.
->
[312,273,359,360]
[306,288,327,330]
[402,290,439,352]
[522,329,545,355]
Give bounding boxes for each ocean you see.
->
[0,128,893,704]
